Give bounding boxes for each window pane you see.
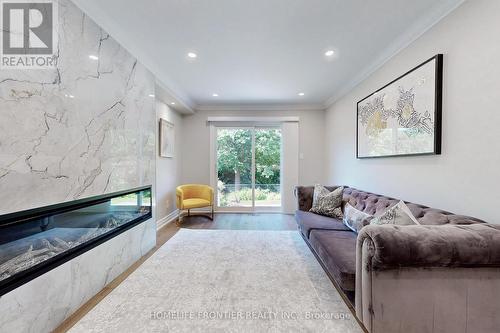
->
[255,128,281,207]
[216,128,253,207]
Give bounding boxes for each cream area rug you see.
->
[69,229,363,332]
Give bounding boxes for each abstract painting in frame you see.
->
[357,54,443,158]
[159,118,174,158]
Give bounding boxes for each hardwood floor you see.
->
[179,212,297,230]
[53,213,297,332]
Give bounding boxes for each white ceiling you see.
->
[72,0,464,111]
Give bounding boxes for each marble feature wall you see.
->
[0,0,155,215]
[0,219,156,333]
[0,0,157,332]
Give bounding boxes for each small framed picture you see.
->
[159,118,174,158]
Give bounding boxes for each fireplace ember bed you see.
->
[0,186,152,296]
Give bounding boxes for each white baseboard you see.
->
[156,209,179,230]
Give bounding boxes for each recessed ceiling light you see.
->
[89,55,99,60]
[170,102,176,105]
[212,93,219,97]
[187,52,197,58]
[148,94,155,98]
[325,50,335,57]
[298,92,305,96]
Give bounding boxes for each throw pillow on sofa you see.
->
[309,185,343,219]
[343,203,373,233]
[370,201,420,226]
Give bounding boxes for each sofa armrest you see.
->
[294,186,315,211]
[357,223,500,270]
[356,223,500,332]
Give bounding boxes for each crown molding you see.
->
[195,103,325,112]
[207,116,299,123]
[155,80,195,114]
[323,0,466,109]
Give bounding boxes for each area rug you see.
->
[69,229,362,332]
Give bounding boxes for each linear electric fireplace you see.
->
[0,186,152,296]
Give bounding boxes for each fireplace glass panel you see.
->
[0,188,151,284]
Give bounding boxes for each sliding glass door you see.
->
[254,128,281,208]
[216,128,253,208]
[215,127,281,211]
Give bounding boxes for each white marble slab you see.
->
[0,0,156,332]
[0,0,156,215]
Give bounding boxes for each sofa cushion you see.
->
[309,230,357,291]
[295,210,350,238]
[295,186,343,212]
[370,201,420,226]
[309,185,344,219]
[343,203,373,233]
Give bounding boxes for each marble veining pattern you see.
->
[69,230,363,333]
[0,0,156,331]
[0,0,155,215]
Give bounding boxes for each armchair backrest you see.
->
[177,184,214,202]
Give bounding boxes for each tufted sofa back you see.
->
[343,187,486,225]
[295,186,485,225]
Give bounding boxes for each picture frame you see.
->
[159,118,174,158]
[356,54,443,158]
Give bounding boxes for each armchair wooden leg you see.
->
[188,209,190,217]
[210,205,214,220]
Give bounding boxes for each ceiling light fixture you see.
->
[325,50,335,57]
[298,92,305,96]
[212,93,219,97]
[148,94,155,98]
[187,52,197,58]
[89,55,99,60]
[170,102,176,105]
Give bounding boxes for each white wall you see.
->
[325,0,500,223]
[281,122,300,213]
[181,109,326,199]
[156,101,183,223]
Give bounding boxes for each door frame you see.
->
[210,124,282,213]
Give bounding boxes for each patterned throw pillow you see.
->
[309,185,344,219]
[370,201,420,226]
[343,203,373,233]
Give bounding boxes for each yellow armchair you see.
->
[176,184,214,222]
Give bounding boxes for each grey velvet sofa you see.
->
[295,186,500,333]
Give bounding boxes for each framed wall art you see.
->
[159,118,174,158]
[357,54,443,158]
